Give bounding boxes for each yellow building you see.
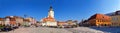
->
[88,14,111,26]
[111,15,120,26]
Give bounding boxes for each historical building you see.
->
[25,17,37,25]
[0,18,4,25]
[57,20,78,28]
[5,16,24,26]
[41,6,57,26]
[88,13,111,26]
[22,18,31,26]
[111,15,120,26]
[5,16,16,25]
[66,20,77,26]
[0,16,36,26]
[14,16,24,25]
[110,10,120,26]
[4,17,10,25]
[57,22,67,28]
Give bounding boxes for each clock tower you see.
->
[48,6,54,18]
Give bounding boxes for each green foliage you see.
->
[0,25,4,29]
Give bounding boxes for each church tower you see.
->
[48,6,54,18]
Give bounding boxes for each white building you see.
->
[5,18,10,25]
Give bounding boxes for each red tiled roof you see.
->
[42,16,56,22]
[0,18,4,21]
[88,13,111,20]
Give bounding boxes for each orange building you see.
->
[88,13,111,26]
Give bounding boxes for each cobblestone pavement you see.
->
[0,27,72,33]
[0,27,105,33]
[65,27,105,33]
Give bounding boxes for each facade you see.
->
[25,17,37,25]
[5,16,23,26]
[57,21,78,28]
[22,18,31,26]
[42,22,57,26]
[5,16,16,25]
[0,16,36,26]
[110,11,120,26]
[41,6,57,26]
[57,22,68,28]
[0,18,4,25]
[66,20,77,26]
[57,22,68,26]
[88,14,111,26]
[15,16,24,25]
[4,18,10,25]
[111,15,120,26]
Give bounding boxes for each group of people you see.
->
[0,24,19,32]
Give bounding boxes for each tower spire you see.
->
[49,0,55,11]
[49,5,53,11]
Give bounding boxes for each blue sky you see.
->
[0,0,120,21]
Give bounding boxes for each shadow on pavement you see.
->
[89,26,120,33]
